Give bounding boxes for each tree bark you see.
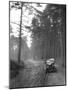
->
[18,4,23,63]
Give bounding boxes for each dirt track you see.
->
[10,59,65,89]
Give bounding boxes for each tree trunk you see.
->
[18,4,23,63]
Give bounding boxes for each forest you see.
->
[9,2,66,89]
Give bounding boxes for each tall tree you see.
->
[10,2,24,63]
[18,2,24,63]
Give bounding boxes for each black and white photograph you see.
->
[9,1,66,89]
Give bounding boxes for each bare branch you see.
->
[10,22,20,26]
[10,22,30,32]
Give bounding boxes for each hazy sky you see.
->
[10,2,47,48]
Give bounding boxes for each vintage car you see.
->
[46,58,57,73]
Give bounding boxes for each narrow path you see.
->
[10,59,65,89]
[10,59,47,88]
